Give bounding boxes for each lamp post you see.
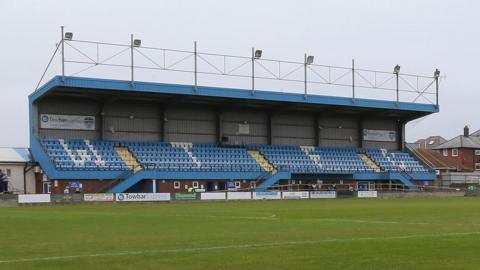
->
[394,64,401,105]
[304,54,314,99]
[251,48,262,95]
[130,35,141,86]
[434,69,440,108]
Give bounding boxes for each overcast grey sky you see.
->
[0,0,478,147]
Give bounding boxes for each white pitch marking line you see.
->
[171,214,278,220]
[309,218,431,225]
[1,231,479,264]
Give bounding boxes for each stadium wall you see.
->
[272,112,315,146]
[165,106,216,143]
[363,119,401,150]
[37,97,101,140]
[222,109,268,145]
[34,95,404,150]
[104,101,162,141]
[319,116,359,147]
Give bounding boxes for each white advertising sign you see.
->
[115,193,171,202]
[363,129,396,142]
[238,123,250,135]
[310,191,337,199]
[84,193,115,202]
[253,191,281,200]
[40,114,95,130]
[282,191,309,199]
[227,192,252,200]
[18,194,51,203]
[200,192,226,200]
[357,191,378,198]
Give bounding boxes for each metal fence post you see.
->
[396,72,399,106]
[130,34,134,86]
[61,26,65,82]
[435,75,439,108]
[352,59,355,102]
[251,47,255,95]
[194,41,198,92]
[304,53,307,100]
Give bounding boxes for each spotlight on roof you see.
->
[64,32,73,40]
[133,39,142,47]
[306,55,314,65]
[393,64,400,74]
[434,68,440,78]
[254,49,262,59]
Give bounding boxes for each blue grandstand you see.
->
[30,76,436,194]
[29,35,440,194]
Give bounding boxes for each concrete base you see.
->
[0,194,19,207]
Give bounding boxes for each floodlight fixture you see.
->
[254,49,262,59]
[133,39,142,47]
[306,55,314,65]
[64,32,73,40]
[393,64,400,74]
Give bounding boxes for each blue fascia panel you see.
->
[133,171,264,180]
[40,168,265,181]
[30,136,57,178]
[29,76,63,102]
[353,172,436,181]
[31,76,438,114]
[353,173,391,180]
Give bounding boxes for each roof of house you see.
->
[414,148,469,171]
[414,136,446,148]
[0,148,32,163]
[433,135,480,150]
[471,129,480,137]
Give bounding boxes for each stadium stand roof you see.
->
[30,76,438,121]
[0,147,32,163]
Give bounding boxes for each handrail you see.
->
[35,27,441,108]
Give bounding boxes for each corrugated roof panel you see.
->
[0,148,32,163]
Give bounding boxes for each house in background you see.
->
[411,126,480,187]
[412,136,447,149]
[433,126,480,172]
[0,147,37,193]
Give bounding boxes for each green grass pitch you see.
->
[1,197,480,270]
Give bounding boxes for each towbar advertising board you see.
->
[116,193,171,202]
[40,114,95,130]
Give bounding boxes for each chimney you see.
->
[464,125,470,137]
